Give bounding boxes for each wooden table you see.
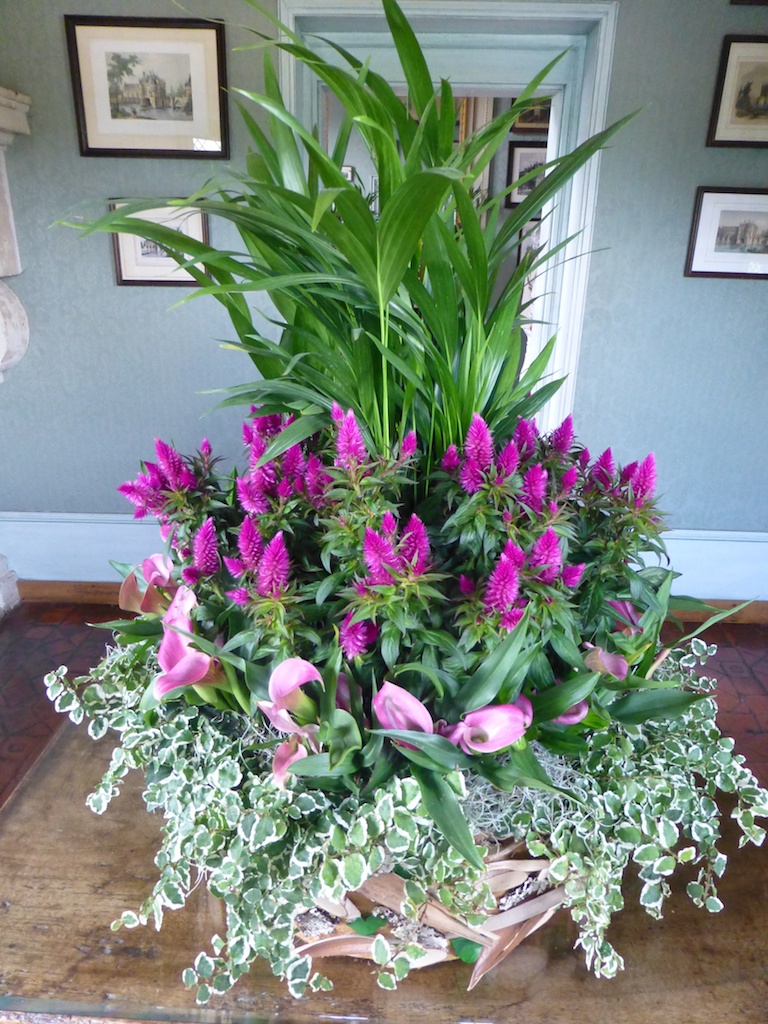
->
[1,723,767,1024]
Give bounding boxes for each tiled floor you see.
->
[0,603,766,810]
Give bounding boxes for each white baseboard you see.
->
[0,514,767,601]
[659,529,768,602]
[0,513,161,582]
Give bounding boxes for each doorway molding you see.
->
[275,0,618,431]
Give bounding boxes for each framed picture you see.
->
[64,16,229,158]
[707,35,768,147]
[684,187,768,279]
[510,98,550,133]
[111,204,209,285]
[505,143,548,207]
[517,219,543,267]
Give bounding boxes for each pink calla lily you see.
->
[373,681,434,734]
[257,657,321,739]
[154,586,216,698]
[442,697,533,754]
[272,735,309,790]
[584,644,629,680]
[553,699,589,725]
[119,553,176,615]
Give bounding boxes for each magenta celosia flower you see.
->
[256,531,290,597]
[484,554,520,612]
[277,478,294,500]
[154,438,196,492]
[500,607,525,632]
[363,527,402,585]
[460,458,484,494]
[334,407,368,470]
[591,448,615,489]
[560,465,578,496]
[561,563,586,588]
[550,414,574,454]
[331,401,345,424]
[620,460,638,486]
[237,517,263,572]
[465,414,494,471]
[529,527,563,584]
[200,437,212,460]
[633,452,657,505]
[339,611,379,658]
[237,475,270,515]
[497,440,520,478]
[381,510,398,536]
[281,444,306,481]
[400,514,430,574]
[400,431,417,459]
[305,453,331,504]
[225,586,251,606]
[459,574,476,595]
[373,681,433,734]
[520,464,548,514]
[441,697,533,754]
[502,541,527,568]
[191,518,219,578]
[441,445,461,472]
[514,418,539,461]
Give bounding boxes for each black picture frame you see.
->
[707,35,768,147]
[65,16,229,158]
[505,142,547,209]
[684,186,768,279]
[110,202,210,286]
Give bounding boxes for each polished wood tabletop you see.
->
[1,722,767,1024]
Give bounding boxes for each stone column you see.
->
[0,85,31,616]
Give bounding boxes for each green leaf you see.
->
[529,672,600,724]
[450,937,483,964]
[453,611,529,713]
[411,764,484,869]
[608,689,708,725]
[349,915,389,936]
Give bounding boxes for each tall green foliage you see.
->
[70,0,632,478]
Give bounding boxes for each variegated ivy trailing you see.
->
[50,0,768,1004]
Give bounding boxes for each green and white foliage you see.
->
[45,637,768,999]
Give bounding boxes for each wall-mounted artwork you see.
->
[505,142,547,208]
[64,16,229,158]
[707,35,768,146]
[110,204,209,285]
[510,98,550,133]
[685,187,768,278]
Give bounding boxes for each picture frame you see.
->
[64,16,229,158]
[684,187,768,279]
[110,204,209,286]
[505,142,548,208]
[510,98,550,133]
[707,35,768,147]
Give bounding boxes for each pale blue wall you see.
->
[1,0,766,538]
[574,0,768,531]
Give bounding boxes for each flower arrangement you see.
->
[50,0,768,1004]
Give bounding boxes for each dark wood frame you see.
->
[684,186,768,279]
[510,97,550,133]
[707,35,768,147]
[64,16,229,158]
[110,203,210,286]
[505,142,547,209]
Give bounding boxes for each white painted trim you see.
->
[275,1,618,433]
[2,513,766,602]
[0,513,162,582]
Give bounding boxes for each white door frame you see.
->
[276,0,618,432]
